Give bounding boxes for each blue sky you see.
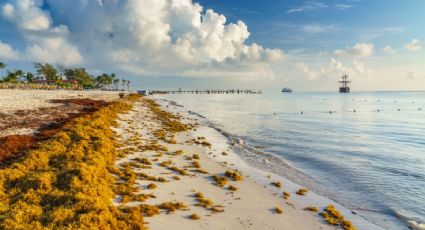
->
[0,0,424,91]
[196,0,424,52]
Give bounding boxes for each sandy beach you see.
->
[0,90,381,229]
[113,99,336,230]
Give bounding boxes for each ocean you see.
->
[155,91,425,230]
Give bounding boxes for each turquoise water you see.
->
[157,91,425,229]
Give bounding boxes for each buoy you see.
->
[353,109,356,113]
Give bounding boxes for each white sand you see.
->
[113,100,339,230]
[0,89,119,114]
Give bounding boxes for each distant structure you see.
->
[339,74,351,93]
[282,88,292,93]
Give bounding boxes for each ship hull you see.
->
[339,87,350,93]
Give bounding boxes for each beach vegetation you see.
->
[271,181,282,188]
[157,201,188,214]
[212,175,228,187]
[147,183,157,190]
[274,207,283,214]
[168,166,189,176]
[320,205,356,230]
[303,206,319,212]
[228,185,238,191]
[0,96,148,229]
[283,191,290,200]
[195,169,209,174]
[296,188,309,195]
[225,170,243,181]
[139,204,160,217]
[189,213,201,220]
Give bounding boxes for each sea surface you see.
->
[155,91,425,230]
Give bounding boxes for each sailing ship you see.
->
[339,75,351,93]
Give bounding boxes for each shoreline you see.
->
[153,97,387,230]
[0,91,391,229]
[112,98,339,229]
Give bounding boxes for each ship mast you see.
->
[338,74,351,93]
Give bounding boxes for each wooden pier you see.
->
[148,89,262,95]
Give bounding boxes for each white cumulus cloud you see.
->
[405,39,422,51]
[334,43,374,57]
[1,0,284,78]
[0,40,20,60]
[382,45,396,54]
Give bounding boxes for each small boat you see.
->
[282,88,293,93]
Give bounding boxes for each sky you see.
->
[0,0,424,91]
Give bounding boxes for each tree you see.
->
[95,73,113,90]
[3,70,23,83]
[34,63,59,81]
[64,68,95,89]
[121,79,126,91]
[26,72,35,83]
[0,62,5,79]
[127,80,130,91]
[112,74,119,91]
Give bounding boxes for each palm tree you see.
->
[121,79,126,91]
[127,80,130,91]
[113,77,120,91]
[0,62,6,79]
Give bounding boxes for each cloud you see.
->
[0,0,283,78]
[334,4,353,10]
[303,24,335,34]
[334,43,374,57]
[287,2,353,13]
[1,0,82,65]
[382,45,396,54]
[405,39,422,51]
[295,57,371,80]
[0,41,20,60]
[287,2,328,13]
